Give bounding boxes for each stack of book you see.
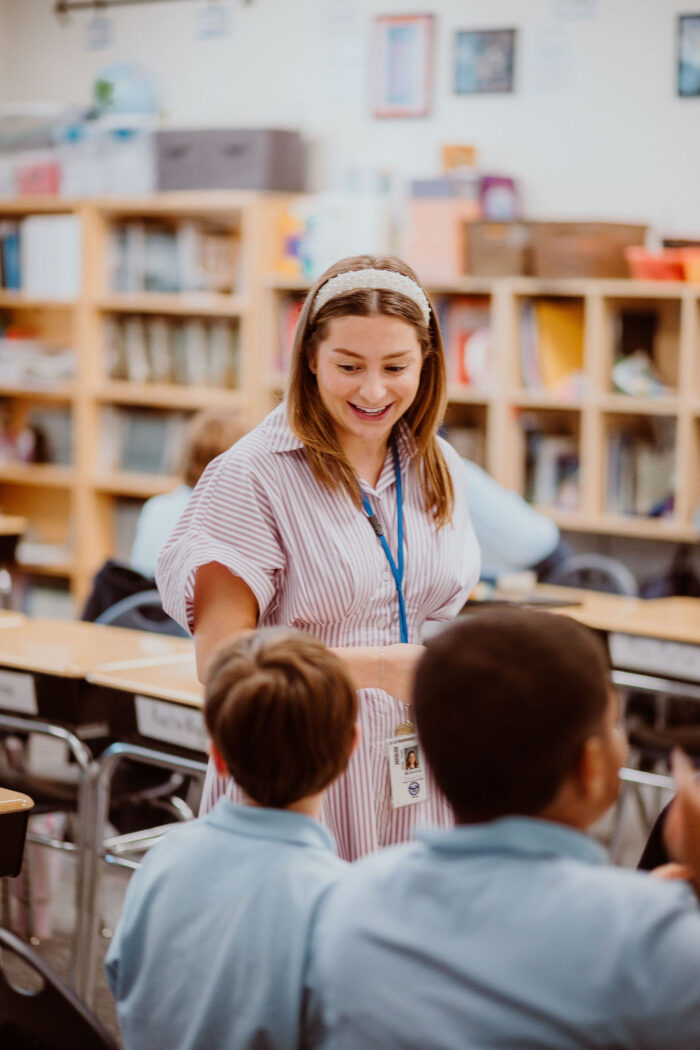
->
[0,334,75,387]
[441,424,485,466]
[606,429,675,517]
[525,430,580,510]
[520,299,585,398]
[436,296,492,389]
[108,220,240,294]
[105,315,240,388]
[99,407,190,476]
[0,215,81,298]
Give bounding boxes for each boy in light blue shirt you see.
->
[105,628,357,1050]
[309,609,700,1050]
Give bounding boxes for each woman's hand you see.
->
[379,644,425,702]
[332,643,424,702]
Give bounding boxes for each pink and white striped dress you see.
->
[157,403,480,861]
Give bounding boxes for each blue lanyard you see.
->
[361,441,408,644]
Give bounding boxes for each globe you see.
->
[93,63,158,117]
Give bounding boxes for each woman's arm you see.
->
[193,562,423,702]
[193,562,259,682]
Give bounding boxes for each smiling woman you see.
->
[157,255,481,860]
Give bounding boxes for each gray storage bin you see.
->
[156,128,305,192]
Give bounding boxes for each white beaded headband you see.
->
[310,268,431,327]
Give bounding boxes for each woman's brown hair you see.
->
[286,255,453,529]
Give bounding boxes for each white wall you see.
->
[0,0,9,101]
[0,0,698,234]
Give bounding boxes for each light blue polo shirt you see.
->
[106,799,344,1050]
[308,817,700,1050]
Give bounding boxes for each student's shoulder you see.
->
[572,861,700,942]
[322,841,418,906]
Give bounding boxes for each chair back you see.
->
[95,589,189,638]
[0,927,119,1049]
[545,553,638,596]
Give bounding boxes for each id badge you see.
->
[386,732,428,809]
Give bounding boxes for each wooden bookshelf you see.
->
[0,193,293,610]
[265,274,700,546]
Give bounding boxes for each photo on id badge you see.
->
[388,735,427,808]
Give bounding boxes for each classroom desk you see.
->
[524,586,700,691]
[78,651,206,1004]
[0,618,192,725]
[0,619,194,994]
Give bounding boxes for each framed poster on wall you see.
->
[371,14,434,117]
[678,14,700,96]
[454,28,516,95]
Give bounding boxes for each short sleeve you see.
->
[156,443,286,632]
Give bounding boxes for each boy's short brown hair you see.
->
[204,628,357,808]
[181,409,248,489]
[414,609,611,823]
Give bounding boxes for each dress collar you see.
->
[416,816,607,867]
[205,797,337,853]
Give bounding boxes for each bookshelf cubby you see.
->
[0,192,293,611]
[265,275,700,547]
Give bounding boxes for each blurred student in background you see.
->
[82,408,247,621]
[461,457,571,583]
[130,408,249,578]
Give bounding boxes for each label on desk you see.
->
[0,670,37,715]
[609,633,700,683]
[135,695,208,754]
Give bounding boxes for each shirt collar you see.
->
[416,816,607,867]
[204,797,337,853]
[265,402,305,454]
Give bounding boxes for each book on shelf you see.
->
[519,299,585,396]
[27,406,73,465]
[441,424,485,466]
[106,315,241,388]
[0,221,21,290]
[108,220,239,294]
[0,333,75,387]
[146,318,173,383]
[122,317,150,384]
[19,214,81,300]
[525,431,580,509]
[208,319,240,388]
[443,296,492,389]
[143,227,180,293]
[606,429,675,517]
[182,319,209,385]
[99,407,189,476]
